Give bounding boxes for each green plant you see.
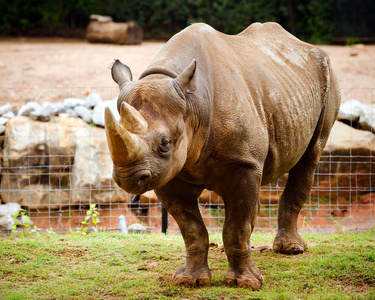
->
[302,216,314,233]
[11,208,40,237]
[46,227,56,234]
[70,204,101,235]
[346,37,361,46]
[331,218,348,234]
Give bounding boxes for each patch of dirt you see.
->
[0,38,374,106]
[0,38,164,106]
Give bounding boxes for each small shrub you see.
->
[70,204,101,235]
[11,208,40,237]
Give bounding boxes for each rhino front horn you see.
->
[119,102,148,134]
[104,107,140,164]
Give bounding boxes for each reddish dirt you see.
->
[297,193,375,232]
[0,38,374,105]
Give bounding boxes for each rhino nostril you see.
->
[138,171,152,186]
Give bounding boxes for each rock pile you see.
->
[0,93,119,128]
[338,99,375,132]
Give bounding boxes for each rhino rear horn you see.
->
[119,102,148,134]
[111,59,133,90]
[104,107,140,164]
[175,59,197,95]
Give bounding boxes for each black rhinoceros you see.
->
[104,22,340,289]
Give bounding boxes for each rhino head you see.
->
[105,59,197,195]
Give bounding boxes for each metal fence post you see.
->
[161,206,168,234]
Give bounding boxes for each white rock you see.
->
[85,93,102,108]
[359,103,375,133]
[338,99,363,122]
[30,103,54,122]
[20,215,33,226]
[41,102,55,114]
[92,98,119,127]
[74,105,92,123]
[65,108,79,118]
[0,103,12,115]
[2,111,15,119]
[18,102,42,116]
[0,215,13,230]
[0,203,21,216]
[127,223,147,234]
[63,98,86,108]
[51,102,67,114]
[0,117,9,125]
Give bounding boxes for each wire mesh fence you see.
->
[0,87,374,235]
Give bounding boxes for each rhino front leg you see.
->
[155,178,211,287]
[221,168,264,290]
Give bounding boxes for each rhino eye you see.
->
[159,137,172,154]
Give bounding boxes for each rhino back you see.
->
[145,23,338,183]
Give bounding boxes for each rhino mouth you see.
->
[113,169,154,195]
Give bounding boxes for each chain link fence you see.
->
[0,87,374,235]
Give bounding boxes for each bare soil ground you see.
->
[0,38,374,105]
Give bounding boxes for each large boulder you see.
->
[324,120,375,155]
[1,115,127,209]
[86,15,143,45]
[71,126,128,204]
[315,120,375,202]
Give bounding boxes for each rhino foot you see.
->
[224,267,264,290]
[172,266,211,287]
[273,231,308,255]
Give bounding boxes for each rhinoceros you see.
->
[105,22,340,289]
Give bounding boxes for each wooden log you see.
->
[86,15,143,45]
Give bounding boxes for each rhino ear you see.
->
[175,59,197,96]
[111,59,133,90]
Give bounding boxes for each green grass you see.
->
[0,231,374,299]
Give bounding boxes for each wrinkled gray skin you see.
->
[105,22,341,289]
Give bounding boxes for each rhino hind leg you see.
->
[274,109,336,254]
[273,163,311,255]
[273,138,325,254]
[155,179,211,287]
